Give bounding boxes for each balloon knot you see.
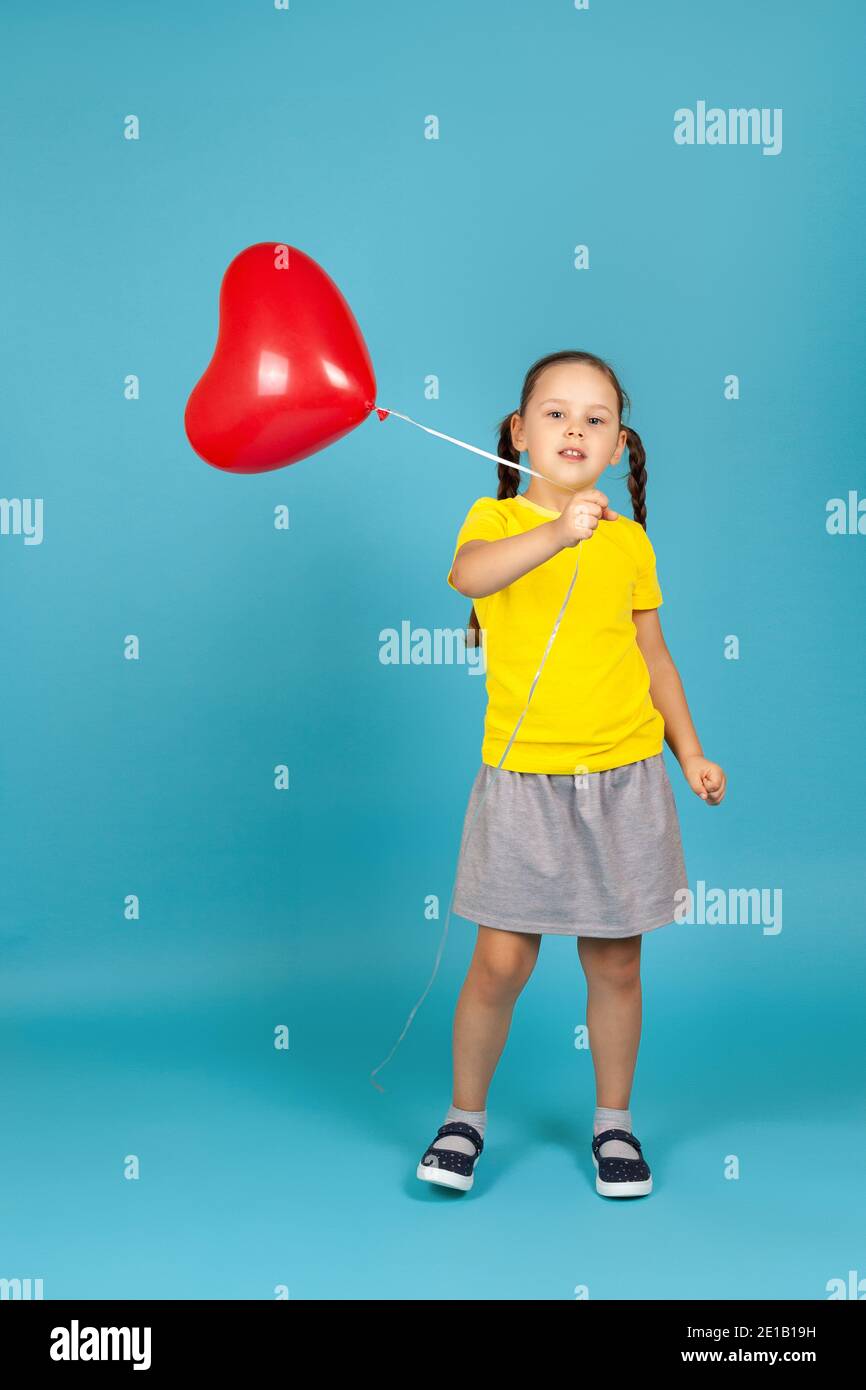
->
[375,408,390,421]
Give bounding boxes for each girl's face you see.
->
[510,363,628,501]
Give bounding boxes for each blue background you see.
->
[2,0,864,1300]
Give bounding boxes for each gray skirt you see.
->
[452,753,688,938]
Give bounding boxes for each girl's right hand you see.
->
[552,488,620,548]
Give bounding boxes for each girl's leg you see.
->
[452,924,542,1110]
[576,934,643,1108]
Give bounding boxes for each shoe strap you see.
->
[593,1127,642,1153]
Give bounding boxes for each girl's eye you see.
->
[547,411,605,425]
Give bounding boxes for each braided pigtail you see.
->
[495,415,521,501]
[466,411,522,645]
[624,425,647,530]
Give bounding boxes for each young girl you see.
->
[417,350,726,1198]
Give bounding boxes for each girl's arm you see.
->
[634,609,727,804]
[450,489,616,598]
[449,526,563,598]
[634,610,702,763]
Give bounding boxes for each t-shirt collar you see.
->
[514,493,562,519]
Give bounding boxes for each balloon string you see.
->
[368,403,585,1092]
[373,404,586,496]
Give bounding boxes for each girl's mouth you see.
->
[559,448,586,460]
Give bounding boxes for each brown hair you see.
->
[465,349,647,646]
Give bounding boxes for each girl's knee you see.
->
[472,928,539,999]
[578,935,642,987]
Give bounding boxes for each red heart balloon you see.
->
[184,242,377,474]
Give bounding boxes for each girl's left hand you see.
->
[681,755,726,805]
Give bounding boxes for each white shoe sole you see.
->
[416,1159,476,1192]
[592,1152,652,1197]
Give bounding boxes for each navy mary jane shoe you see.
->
[591,1127,653,1198]
[417,1121,484,1192]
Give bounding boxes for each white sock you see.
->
[594,1105,636,1159]
[431,1104,487,1159]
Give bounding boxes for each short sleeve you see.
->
[632,526,664,609]
[446,497,508,591]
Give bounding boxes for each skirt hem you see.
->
[452,901,679,939]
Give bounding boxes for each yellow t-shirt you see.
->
[446,493,666,774]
